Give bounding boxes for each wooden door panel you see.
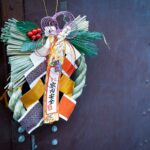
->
[1,0,150,150]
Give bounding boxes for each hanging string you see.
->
[42,0,49,16]
[42,0,59,16]
[55,0,59,13]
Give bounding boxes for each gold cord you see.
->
[42,0,59,16]
[42,0,49,16]
[55,0,59,13]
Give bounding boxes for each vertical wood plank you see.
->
[0,1,32,150]
[1,0,150,150]
[0,0,24,94]
[0,0,24,22]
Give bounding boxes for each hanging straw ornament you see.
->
[0,0,106,134]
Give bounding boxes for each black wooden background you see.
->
[1,0,150,150]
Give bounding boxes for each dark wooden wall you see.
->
[1,0,150,150]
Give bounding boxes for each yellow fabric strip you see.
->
[59,74,74,96]
[21,79,44,109]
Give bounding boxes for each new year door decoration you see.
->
[1,10,105,134]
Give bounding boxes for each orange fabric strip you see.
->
[62,57,76,77]
[59,94,76,121]
[21,79,44,109]
[59,74,74,96]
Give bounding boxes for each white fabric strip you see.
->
[24,61,46,88]
[30,53,46,66]
[59,114,68,121]
[30,72,46,88]
[64,94,77,104]
[65,41,81,62]
[18,101,39,122]
[28,118,43,134]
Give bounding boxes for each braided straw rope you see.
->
[72,54,87,99]
[8,54,87,121]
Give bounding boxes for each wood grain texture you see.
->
[0,1,31,150]
[0,0,24,94]
[1,0,150,150]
